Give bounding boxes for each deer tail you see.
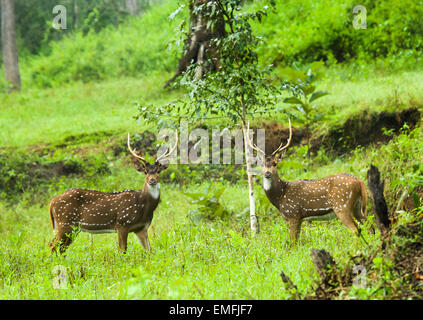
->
[360,180,368,219]
[49,201,56,231]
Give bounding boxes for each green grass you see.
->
[0,177,378,299]
[1,123,421,299]
[1,57,422,299]
[1,0,423,300]
[2,67,422,149]
[0,72,183,148]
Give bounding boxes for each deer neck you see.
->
[141,177,161,203]
[144,183,160,201]
[264,175,288,207]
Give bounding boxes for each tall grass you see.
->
[1,125,421,299]
[0,175,377,299]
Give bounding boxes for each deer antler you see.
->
[156,129,178,163]
[127,133,148,164]
[272,118,292,157]
[246,121,266,157]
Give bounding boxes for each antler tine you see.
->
[271,118,292,156]
[127,133,148,164]
[246,121,265,156]
[156,129,178,163]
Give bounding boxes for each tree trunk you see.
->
[73,0,79,28]
[1,0,21,91]
[310,249,338,288]
[242,123,259,236]
[367,164,391,234]
[125,0,138,16]
[164,0,225,88]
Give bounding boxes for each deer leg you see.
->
[287,218,302,243]
[334,208,361,236]
[136,230,152,252]
[49,232,60,253]
[117,228,129,254]
[59,235,73,255]
[353,196,366,224]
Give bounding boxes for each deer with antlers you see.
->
[48,131,178,254]
[247,120,368,242]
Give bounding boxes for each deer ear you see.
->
[158,160,169,172]
[276,151,286,162]
[133,160,147,173]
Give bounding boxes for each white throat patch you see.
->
[263,178,272,191]
[148,183,160,199]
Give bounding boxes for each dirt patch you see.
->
[315,107,421,155]
[255,120,305,155]
[29,160,84,178]
[57,130,115,147]
[99,107,422,163]
[113,130,157,157]
[0,145,111,201]
[256,108,421,157]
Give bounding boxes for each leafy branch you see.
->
[280,62,329,155]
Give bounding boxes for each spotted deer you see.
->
[48,131,178,254]
[247,120,368,242]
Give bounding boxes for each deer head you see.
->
[127,131,178,198]
[246,119,292,190]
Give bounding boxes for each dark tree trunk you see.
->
[280,271,298,289]
[367,164,391,234]
[1,0,21,91]
[164,0,225,88]
[310,249,338,289]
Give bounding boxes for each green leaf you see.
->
[309,91,329,103]
[279,67,308,83]
[302,85,315,96]
[283,97,303,105]
[169,5,185,21]
[310,61,325,71]
[313,113,324,121]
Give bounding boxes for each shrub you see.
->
[26,0,182,88]
[253,0,423,66]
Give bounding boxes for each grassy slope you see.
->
[0,72,188,148]
[2,68,422,148]
[0,0,423,299]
